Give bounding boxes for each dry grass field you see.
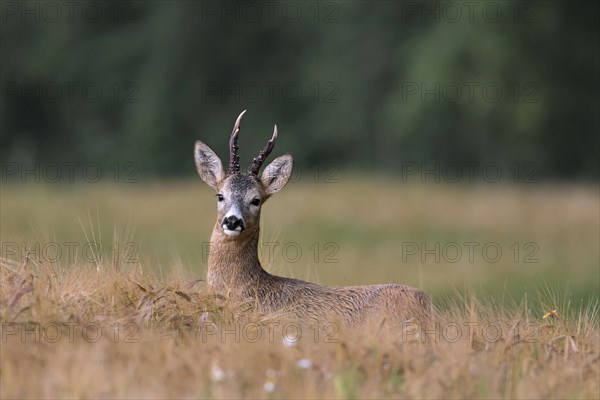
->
[1,178,599,399]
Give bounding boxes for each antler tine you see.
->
[249,124,278,176]
[229,110,247,173]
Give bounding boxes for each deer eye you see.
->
[217,194,224,202]
[250,198,261,206]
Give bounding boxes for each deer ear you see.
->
[260,154,293,196]
[194,141,224,191]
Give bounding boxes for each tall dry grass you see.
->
[1,250,598,399]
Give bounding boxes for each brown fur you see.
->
[207,216,431,327]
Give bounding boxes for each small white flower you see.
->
[210,364,225,382]
[296,358,312,369]
[199,311,210,323]
[263,381,275,393]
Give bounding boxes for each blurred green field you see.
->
[1,177,598,305]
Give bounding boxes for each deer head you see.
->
[194,110,293,238]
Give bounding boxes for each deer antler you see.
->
[229,110,247,173]
[249,124,277,176]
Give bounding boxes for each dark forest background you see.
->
[1,0,598,181]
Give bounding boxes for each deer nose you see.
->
[223,215,244,231]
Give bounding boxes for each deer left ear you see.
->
[194,140,224,191]
[260,154,293,196]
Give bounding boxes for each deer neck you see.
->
[206,222,267,294]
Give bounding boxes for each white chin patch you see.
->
[222,226,242,236]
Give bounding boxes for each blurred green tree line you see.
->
[1,0,598,180]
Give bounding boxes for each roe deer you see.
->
[194,111,431,327]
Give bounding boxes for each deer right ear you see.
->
[260,154,293,196]
[194,141,224,191]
